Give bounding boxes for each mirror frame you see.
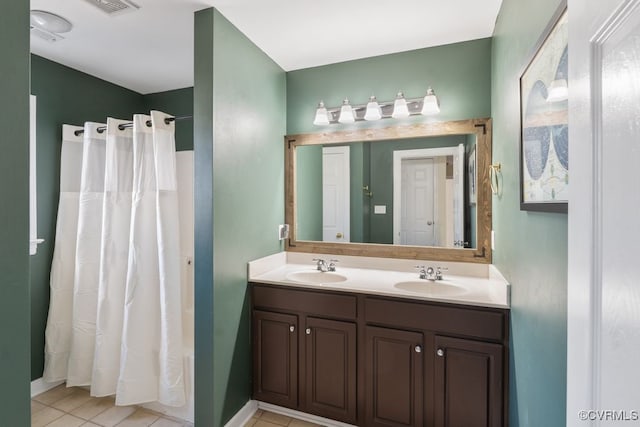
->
[285,118,492,264]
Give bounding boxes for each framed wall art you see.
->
[519,2,568,213]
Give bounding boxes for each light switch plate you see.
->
[374,205,387,215]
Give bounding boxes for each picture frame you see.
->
[519,2,568,213]
[468,146,477,206]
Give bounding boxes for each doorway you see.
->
[393,145,464,247]
[322,146,350,243]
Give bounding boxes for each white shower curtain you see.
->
[44,111,185,407]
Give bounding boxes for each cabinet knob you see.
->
[289,325,295,333]
[436,348,444,357]
[415,345,422,353]
[306,328,311,335]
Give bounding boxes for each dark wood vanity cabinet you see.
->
[366,326,424,427]
[252,310,298,408]
[433,336,504,427]
[251,284,358,424]
[251,283,509,427]
[305,317,357,423]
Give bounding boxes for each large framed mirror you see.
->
[285,118,492,263]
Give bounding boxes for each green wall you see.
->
[30,56,194,382]
[144,87,194,151]
[194,8,287,426]
[287,38,491,249]
[296,145,323,241]
[193,9,215,427]
[0,1,31,424]
[491,0,568,426]
[286,38,492,135]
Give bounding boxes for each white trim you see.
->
[224,400,258,427]
[392,146,462,245]
[31,377,65,398]
[567,1,640,424]
[256,401,357,427]
[29,95,45,255]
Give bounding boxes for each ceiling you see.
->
[30,0,503,95]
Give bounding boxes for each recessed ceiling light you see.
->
[30,10,73,34]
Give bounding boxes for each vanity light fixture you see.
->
[391,92,410,119]
[313,101,330,126]
[313,87,441,125]
[364,96,382,121]
[338,99,356,124]
[421,87,441,115]
[546,76,568,102]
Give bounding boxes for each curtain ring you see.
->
[489,163,501,195]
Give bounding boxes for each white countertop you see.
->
[248,252,510,309]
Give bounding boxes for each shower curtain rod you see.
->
[73,115,193,136]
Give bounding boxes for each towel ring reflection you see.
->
[489,163,502,195]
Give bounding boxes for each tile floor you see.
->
[32,384,193,427]
[243,409,324,427]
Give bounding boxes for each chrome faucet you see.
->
[416,265,447,281]
[313,258,328,272]
[313,258,339,272]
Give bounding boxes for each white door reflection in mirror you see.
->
[400,157,435,245]
[322,146,350,242]
[393,145,464,248]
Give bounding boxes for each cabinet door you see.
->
[252,310,298,408]
[366,326,424,427]
[434,336,504,427]
[304,317,357,424]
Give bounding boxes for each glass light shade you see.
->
[338,99,355,123]
[421,87,440,115]
[313,101,330,126]
[364,96,382,121]
[391,92,410,119]
[547,79,568,102]
[30,10,73,33]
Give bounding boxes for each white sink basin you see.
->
[394,280,468,296]
[286,270,348,284]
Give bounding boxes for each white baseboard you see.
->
[256,401,357,427]
[31,377,65,398]
[224,400,258,427]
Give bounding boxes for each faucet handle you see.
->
[435,266,448,280]
[328,259,339,272]
[415,265,428,279]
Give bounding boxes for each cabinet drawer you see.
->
[365,297,506,342]
[252,284,357,320]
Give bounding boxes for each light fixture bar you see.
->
[313,88,440,125]
[319,96,428,124]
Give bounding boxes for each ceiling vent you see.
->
[83,0,141,16]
